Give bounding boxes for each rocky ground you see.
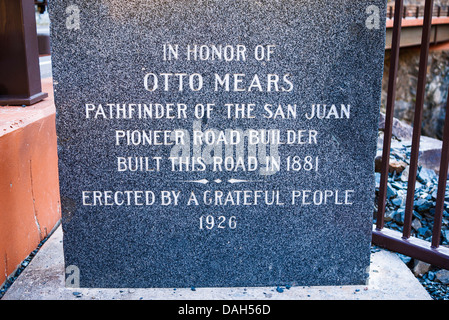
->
[376,114,449,300]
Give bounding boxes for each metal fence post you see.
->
[377,0,404,231]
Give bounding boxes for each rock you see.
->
[435,270,449,285]
[431,189,439,200]
[378,112,413,141]
[418,167,438,185]
[374,155,408,174]
[418,136,444,174]
[387,183,397,199]
[411,218,422,231]
[389,160,408,174]
[441,229,449,244]
[374,153,407,174]
[400,166,410,182]
[413,210,423,220]
[414,198,434,212]
[393,209,405,225]
[390,181,405,190]
[374,153,383,173]
[413,260,431,277]
[417,227,432,239]
[396,253,412,264]
[375,172,381,189]
[415,180,424,191]
[384,210,396,222]
[391,197,403,207]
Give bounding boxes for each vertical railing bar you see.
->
[403,0,434,240]
[431,88,449,249]
[403,5,407,18]
[376,0,404,231]
[416,6,420,18]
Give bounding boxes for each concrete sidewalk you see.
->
[1,226,431,300]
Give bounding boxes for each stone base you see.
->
[1,225,431,300]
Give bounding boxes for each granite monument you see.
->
[48,0,387,288]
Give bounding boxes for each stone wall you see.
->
[381,48,449,140]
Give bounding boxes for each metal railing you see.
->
[387,4,449,19]
[374,0,449,270]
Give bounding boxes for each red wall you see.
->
[0,78,61,287]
